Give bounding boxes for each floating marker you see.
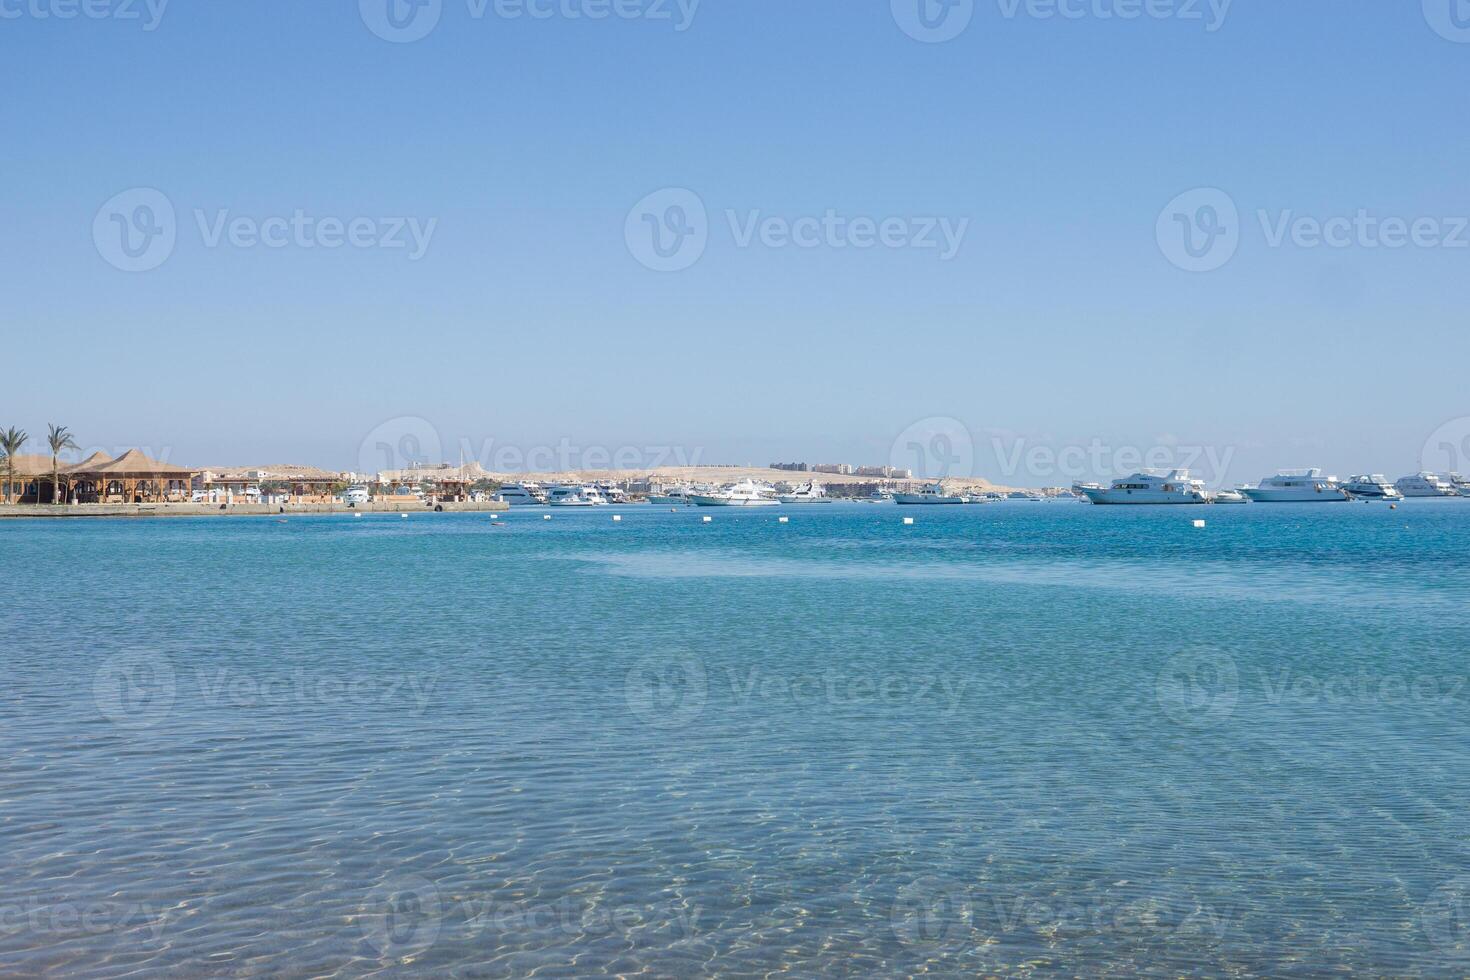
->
[903,517,915,525]
[543,514,552,520]
[354,513,363,518]
[401,513,409,519]
[1193,520,1206,528]
[613,514,622,522]
[778,516,789,523]
[1390,504,1398,510]
[702,515,712,523]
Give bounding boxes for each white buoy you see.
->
[702,515,712,523]
[543,514,552,520]
[354,512,363,518]
[401,513,409,519]
[1193,519,1206,528]
[778,516,788,523]
[613,514,621,522]
[903,517,914,525]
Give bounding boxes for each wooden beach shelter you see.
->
[60,452,114,503]
[69,450,197,503]
[2,454,62,502]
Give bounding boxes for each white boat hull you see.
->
[1081,489,1207,505]
[892,495,964,505]
[689,495,779,507]
[1239,488,1349,502]
[777,497,833,504]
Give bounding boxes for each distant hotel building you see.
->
[769,462,911,479]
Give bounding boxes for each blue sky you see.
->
[2,0,1468,485]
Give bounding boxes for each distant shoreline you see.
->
[0,501,509,520]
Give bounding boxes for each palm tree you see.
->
[0,427,28,505]
[47,424,80,504]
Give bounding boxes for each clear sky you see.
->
[3,0,1468,485]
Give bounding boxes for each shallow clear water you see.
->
[3,500,1470,977]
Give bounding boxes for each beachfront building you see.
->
[375,462,491,502]
[199,467,347,503]
[64,450,197,503]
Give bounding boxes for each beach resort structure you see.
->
[4,450,197,504]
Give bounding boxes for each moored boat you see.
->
[1080,471,1209,505]
[893,482,965,505]
[690,480,780,507]
[1240,469,1349,503]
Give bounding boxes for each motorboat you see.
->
[1341,475,1403,500]
[494,483,546,506]
[1445,473,1470,497]
[1239,469,1350,503]
[1395,472,1460,497]
[1209,488,1249,504]
[343,486,371,505]
[778,481,832,504]
[546,485,599,507]
[689,480,780,507]
[648,485,694,505]
[892,482,966,505]
[1079,471,1209,505]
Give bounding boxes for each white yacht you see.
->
[689,480,780,507]
[343,486,371,505]
[593,483,626,504]
[494,483,546,506]
[1341,475,1403,500]
[1080,471,1209,505]
[778,481,832,504]
[1239,469,1349,503]
[546,485,599,507]
[1209,488,1250,504]
[1445,474,1470,497]
[648,485,694,506]
[1395,472,1459,498]
[893,483,966,505]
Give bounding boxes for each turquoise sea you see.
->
[3,501,1470,977]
